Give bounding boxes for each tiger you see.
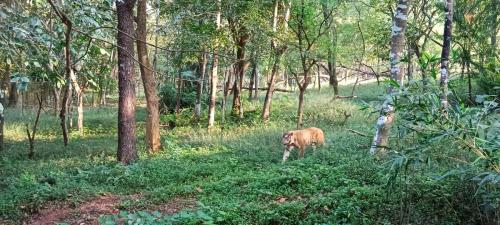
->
[281,127,325,162]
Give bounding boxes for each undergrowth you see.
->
[0,81,495,224]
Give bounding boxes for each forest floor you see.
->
[0,81,476,224]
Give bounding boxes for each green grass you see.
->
[0,82,482,224]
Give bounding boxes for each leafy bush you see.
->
[379,81,500,224]
[159,71,206,114]
[159,83,197,113]
[477,62,500,97]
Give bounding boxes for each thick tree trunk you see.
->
[439,0,453,108]
[370,0,409,155]
[195,51,208,122]
[116,0,138,164]
[208,0,221,128]
[136,0,161,152]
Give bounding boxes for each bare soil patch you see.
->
[21,194,196,225]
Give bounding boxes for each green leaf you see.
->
[33,61,41,68]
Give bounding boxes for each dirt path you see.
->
[21,194,196,225]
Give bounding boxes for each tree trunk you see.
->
[136,0,161,153]
[407,43,413,82]
[175,69,182,115]
[261,0,290,121]
[370,0,409,155]
[439,0,453,108]
[48,0,74,146]
[195,51,208,122]
[207,0,220,128]
[254,63,259,100]
[262,53,282,121]
[0,94,4,151]
[116,0,138,164]
[231,35,249,119]
[8,82,18,107]
[467,61,472,103]
[322,3,339,95]
[317,64,321,91]
[2,62,10,107]
[297,87,305,129]
[248,59,256,100]
[77,92,83,135]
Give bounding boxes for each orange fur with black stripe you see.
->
[281,127,325,162]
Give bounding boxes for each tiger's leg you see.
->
[312,143,317,156]
[299,147,305,158]
[282,146,293,162]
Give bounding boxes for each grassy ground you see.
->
[0,82,479,224]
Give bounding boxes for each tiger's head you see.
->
[282,132,295,147]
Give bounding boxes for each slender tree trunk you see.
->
[77,92,83,135]
[370,0,409,155]
[175,69,182,115]
[231,35,249,119]
[407,44,413,82]
[262,0,290,121]
[317,64,321,91]
[248,60,256,100]
[0,93,4,151]
[297,87,306,129]
[262,53,282,120]
[467,61,472,103]
[208,0,221,128]
[489,0,498,60]
[116,0,138,164]
[254,64,259,100]
[48,0,74,146]
[439,0,453,108]
[136,0,161,152]
[322,3,339,95]
[195,51,208,122]
[8,82,18,107]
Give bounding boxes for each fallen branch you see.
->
[347,128,369,137]
[226,87,293,93]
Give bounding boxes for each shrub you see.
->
[159,81,205,114]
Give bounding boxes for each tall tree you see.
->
[195,51,207,122]
[289,0,331,129]
[228,19,249,119]
[208,0,221,128]
[47,0,81,145]
[262,0,291,121]
[321,3,339,95]
[136,0,161,153]
[369,0,410,155]
[116,0,138,164]
[440,0,453,108]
